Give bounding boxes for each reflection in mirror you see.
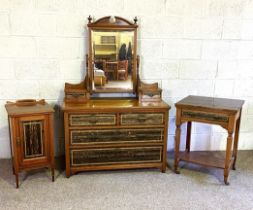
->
[91,30,134,92]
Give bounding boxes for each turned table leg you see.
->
[224,132,233,185]
[174,123,181,174]
[232,110,242,170]
[186,121,192,152]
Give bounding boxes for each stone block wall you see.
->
[0,0,253,157]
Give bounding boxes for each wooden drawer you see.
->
[181,110,229,123]
[69,113,116,126]
[70,128,164,145]
[70,147,162,166]
[120,113,164,125]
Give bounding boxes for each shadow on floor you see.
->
[0,156,66,188]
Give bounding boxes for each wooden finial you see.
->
[88,15,92,23]
[134,16,138,24]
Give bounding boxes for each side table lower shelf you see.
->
[178,151,235,170]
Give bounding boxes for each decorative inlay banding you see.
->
[69,114,116,126]
[121,113,164,125]
[23,120,44,159]
[71,128,164,144]
[182,111,228,123]
[71,147,162,166]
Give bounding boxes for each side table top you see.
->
[5,101,54,116]
[175,95,244,113]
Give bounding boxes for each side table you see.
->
[174,95,244,185]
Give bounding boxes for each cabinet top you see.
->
[176,95,244,113]
[62,99,170,111]
[5,102,54,116]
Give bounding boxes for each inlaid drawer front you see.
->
[70,128,164,144]
[69,114,116,126]
[182,110,229,123]
[120,113,164,125]
[71,147,162,166]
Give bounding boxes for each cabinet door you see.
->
[18,115,49,167]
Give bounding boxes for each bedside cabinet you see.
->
[5,99,55,188]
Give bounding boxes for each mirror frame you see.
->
[87,16,138,95]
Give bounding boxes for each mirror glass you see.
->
[91,30,135,92]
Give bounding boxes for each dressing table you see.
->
[62,16,170,177]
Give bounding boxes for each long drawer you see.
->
[120,113,164,125]
[69,113,116,126]
[70,147,162,166]
[70,128,164,145]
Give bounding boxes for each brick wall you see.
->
[0,0,253,158]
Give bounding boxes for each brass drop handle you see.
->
[16,137,21,146]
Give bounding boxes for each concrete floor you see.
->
[0,151,253,210]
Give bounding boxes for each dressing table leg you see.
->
[161,161,166,173]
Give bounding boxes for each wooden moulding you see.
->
[64,80,90,103]
[87,16,138,28]
[7,99,45,106]
[138,81,162,103]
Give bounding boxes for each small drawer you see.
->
[181,110,229,123]
[70,128,164,145]
[120,113,164,125]
[69,113,116,126]
[70,147,162,166]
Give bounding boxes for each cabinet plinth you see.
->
[5,100,55,188]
